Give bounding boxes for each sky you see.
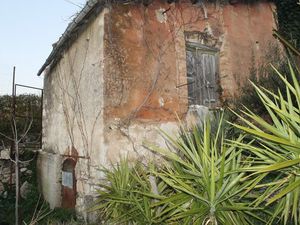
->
[0,0,87,95]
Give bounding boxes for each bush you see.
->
[234,44,299,117]
[92,114,267,225]
[233,60,300,224]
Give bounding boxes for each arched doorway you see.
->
[61,158,76,208]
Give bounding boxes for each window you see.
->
[186,42,219,108]
[62,158,76,189]
[62,171,73,188]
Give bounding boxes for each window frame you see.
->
[185,41,220,108]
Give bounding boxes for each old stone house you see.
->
[37,0,276,217]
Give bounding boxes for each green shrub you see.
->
[0,151,40,225]
[40,208,77,224]
[233,60,300,224]
[93,114,266,225]
[92,158,172,224]
[233,44,299,117]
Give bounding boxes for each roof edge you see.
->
[37,0,101,76]
[38,0,272,76]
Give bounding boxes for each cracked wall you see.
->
[39,9,106,219]
[103,1,276,122]
[102,0,277,162]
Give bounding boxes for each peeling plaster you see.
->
[155,8,168,23]
[39,1,277,221]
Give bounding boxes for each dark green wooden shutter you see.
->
[186,42,219,108]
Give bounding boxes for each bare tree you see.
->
[0,117,34,225]
[0,68,40,225]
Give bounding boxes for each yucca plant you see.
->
[92,158,172,224]
[92,158,135,224]
[232,61,300,224]
[147,114,264,225]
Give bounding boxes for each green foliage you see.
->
[232,61,300,224]
[234,44,298,117]
[0,150,78,225]
[0,151,40,224]
[93,158,171,224]
[0,185,77,225]
[40,208,77,224]
[93,116,266,225]
[275,0,300,49]
[0,94,42,146]
[148,116,264,225]
[0,186,15,224]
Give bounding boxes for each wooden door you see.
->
[61,158,76,208]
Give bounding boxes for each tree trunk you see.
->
[15,140,19,225]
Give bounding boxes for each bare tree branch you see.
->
[18,156,35,164]
[0,131,14,141]
[17,118,33,144]
[63,0,84,9]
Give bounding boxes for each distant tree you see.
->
[0,94,42,147]
[0,94,42,225]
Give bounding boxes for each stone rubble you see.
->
[0,149,33,197]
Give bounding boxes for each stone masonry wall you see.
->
[0,149,33,198]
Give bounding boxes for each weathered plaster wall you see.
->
[104,3,187,122]
[221,2,276,98]
[39,10,106,211]
[37,152,62,207]
[101,0,276,171]
[103,0,276,120]
[40,0,277,219]
[104,120,179,164]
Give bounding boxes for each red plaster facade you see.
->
[103,0,276,122]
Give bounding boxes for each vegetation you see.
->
[93,60,300,224]
[275,0,300,49]
[233,44,295,117]
[0,94,42,146]
[148,116,265,224]
[0,151,40,224]
[92,158,174,224]
[0,94,79,224]
[2,1,300,224]
[93,31,300,225]
[93,115,263,224]
[232,8,300,223]
[232,61,300,224]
